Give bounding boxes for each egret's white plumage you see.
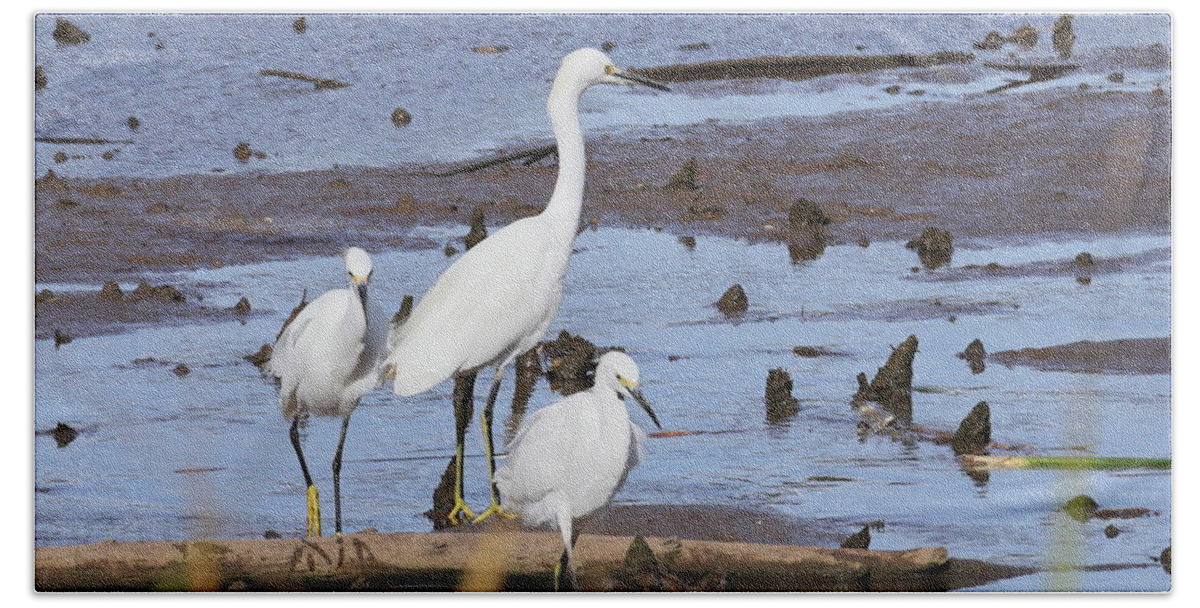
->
[388,218,569,396]
[266,246,387,535]
[383,48,669,524]
[495,352,661,587]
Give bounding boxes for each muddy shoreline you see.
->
[991,337,1171,375]
[35,83,1169,286]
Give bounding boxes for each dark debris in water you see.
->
[131,282,185,303]
[854,335,918,426]
[464,206,488,250]
[907,247,1168,284]
[792,345,847,358]
[764,368,801,424]
[53,329,73,349]
[99,281,124,301]
[714,284,748,317]
[839,525,871,549]
[951,401,991,455]
[905,227,953,270]
[957,339,986,374]
[37,422,80,448]
[53,18,90,45]
[540,331,624,396]
[786,228,827,264]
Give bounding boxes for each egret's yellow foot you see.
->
[552,561,577,591]
[472,502,518,524]
[306,485,322,538]
[447,497,477,525]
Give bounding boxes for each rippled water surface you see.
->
[34,13,1170,178]
[35,227,1170,591]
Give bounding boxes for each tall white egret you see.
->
[386,48,669,525]
[495,351,661,590]
[267,247,387,536]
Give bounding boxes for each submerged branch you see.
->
[259,69,351,90]
[629,52,975,83]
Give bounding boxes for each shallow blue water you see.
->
[34,227,1170,591]
[34,13,1171,179]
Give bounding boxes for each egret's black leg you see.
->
[554,530,582,592]
[290,416,314,487]
[332,414,352,536]
[290,415,321,537]
[482,371,504,503]
[474,366,518,523]
[448,372,477,524]
[554,548,573,592]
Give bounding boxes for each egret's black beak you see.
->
[614,71,671,92]
[356,283,369,313]
[627,386,662,429]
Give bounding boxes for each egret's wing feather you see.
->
[266,289,368,417]
[388,219,562,395]
[494,395,582,506]
[265,313,314,379]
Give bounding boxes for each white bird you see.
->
[386,48,669,525]
[266,247,387,537]
[495,351,662,590]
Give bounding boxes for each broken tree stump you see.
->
[854,335,918,425]
[951,401,991,456]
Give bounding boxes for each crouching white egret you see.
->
[385,48,669,525]
[266,247,387,536]
[495,351,662,590]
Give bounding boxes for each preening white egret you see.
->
[267,247,387,536]
[386,48,669,525]
[495,351,662,590]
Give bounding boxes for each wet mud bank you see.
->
[34,283,258,340]
[35,84,1169,285]
[990,337,1170,375]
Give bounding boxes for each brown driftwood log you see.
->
[34,530,1032,592]
[629,52,975,83]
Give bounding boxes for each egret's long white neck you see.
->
[543,79,586,229]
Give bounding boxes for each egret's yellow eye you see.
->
[605,65,618,75]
